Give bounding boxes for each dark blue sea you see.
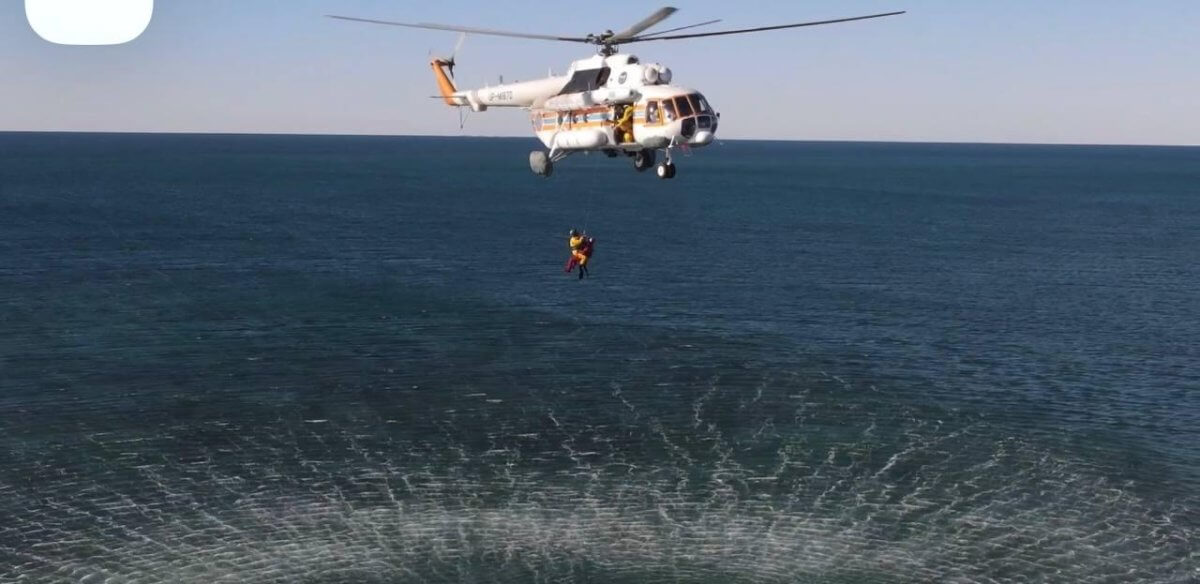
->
[1,133,1198,583]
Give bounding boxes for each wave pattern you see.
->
[3,361,1195,583]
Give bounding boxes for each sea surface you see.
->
[1,133,1198,583]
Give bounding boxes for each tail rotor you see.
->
[430,32,467,79]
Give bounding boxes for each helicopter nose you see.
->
[686,111,718,146]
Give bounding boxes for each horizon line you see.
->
[1,130,1196,149]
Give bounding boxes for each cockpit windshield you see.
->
[689,93,713,114]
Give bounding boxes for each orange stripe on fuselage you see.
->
[535,104,665,133]
[537,106,611,119]
[430,60,457,106]
[536,105,621,128]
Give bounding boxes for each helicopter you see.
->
[328,7,904,179]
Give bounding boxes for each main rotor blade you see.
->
[626,11,905,42]
[634,19,722,39]
[326,15,590,43]
[610,6,678,41]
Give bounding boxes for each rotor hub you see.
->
[586,31,621,55]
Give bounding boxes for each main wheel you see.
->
[529,151,553,177]
[656,162,677,179]
[632,150,656,172]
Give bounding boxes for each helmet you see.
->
[569,229,579,236]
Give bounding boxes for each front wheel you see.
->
[656,162,676,179]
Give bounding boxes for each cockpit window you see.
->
[690,93,713,113]
[662,100,677,121]
[675,96,694,117]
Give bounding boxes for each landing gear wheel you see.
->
[656,162,677,179]
[529,150,553,178]
[632,150,656,172]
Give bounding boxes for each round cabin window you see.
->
[618,71,628,84]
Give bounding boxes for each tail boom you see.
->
[430,60,569,111]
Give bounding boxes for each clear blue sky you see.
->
[2,1,1197,145]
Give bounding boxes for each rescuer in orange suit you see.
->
[565,229,594,279]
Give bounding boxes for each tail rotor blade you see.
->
[448,32,466,78]
[452,32,467,58]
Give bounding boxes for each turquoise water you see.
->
[1,133,1198,582]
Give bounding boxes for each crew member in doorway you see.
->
[615,105,635,144]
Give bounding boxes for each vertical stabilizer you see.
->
[430,59,458,106]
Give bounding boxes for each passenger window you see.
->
[647,101,660,124]
[675,96,694,117]
[663,100,677,121]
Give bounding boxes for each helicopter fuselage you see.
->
[432,53,717,177]
[530,83,717,153]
